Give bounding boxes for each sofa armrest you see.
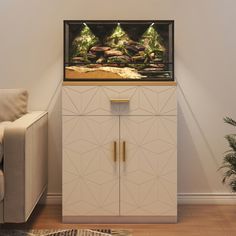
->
[4,111,48,222]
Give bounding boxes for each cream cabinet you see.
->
[62,85,177,223]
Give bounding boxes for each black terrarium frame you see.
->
[64,20,174,81]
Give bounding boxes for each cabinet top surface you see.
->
[62,81,177,86]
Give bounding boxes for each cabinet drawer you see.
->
[63,86,176,116]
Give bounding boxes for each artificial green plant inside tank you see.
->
[106,24,130,50]
[139,24,166,62]
[71,24,98,61]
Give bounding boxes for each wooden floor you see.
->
[1,205,236,235]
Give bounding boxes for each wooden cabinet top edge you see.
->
[62,81,177,86]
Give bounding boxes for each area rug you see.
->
[0,229,132,236]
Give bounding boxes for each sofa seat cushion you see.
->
[0,89,28,122]
[0,169,4,201]
[0,121,12,163]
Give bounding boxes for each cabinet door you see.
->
[120,116,177,216]
[63,116,119,216]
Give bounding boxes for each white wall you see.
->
[1,0,236,197]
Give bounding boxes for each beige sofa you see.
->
[0,89,48,223]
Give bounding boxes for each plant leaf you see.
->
[224,117,236,127]
[225,135,236,152]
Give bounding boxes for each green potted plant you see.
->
[219,117,236,191]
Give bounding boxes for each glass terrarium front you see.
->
[64,21,174,81]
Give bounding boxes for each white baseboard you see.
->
[43,193,236,205]
[41,193,62,205]
[178,193,236,204]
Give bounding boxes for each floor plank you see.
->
[1,205,236,236]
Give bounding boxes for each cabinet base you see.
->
[63,216,177,224]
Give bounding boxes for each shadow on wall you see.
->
[177,82,223,193]
[47,83,62,194]
[178,103,210,192]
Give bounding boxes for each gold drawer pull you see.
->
[113,141,117,162]
[110,99,130,103]
[123,141,126,162]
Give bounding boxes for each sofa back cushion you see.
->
[0,89,28,122]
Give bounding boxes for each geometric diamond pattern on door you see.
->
[63,86,176,116]
[63,116,119,216]
[120,116,177,216]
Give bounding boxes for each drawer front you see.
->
[63,86,176,116]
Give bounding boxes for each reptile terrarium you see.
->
[64,20,174,81]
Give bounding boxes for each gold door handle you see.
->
[110,98,130,103]
[123,141,126,162]
[113,141,117,162]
